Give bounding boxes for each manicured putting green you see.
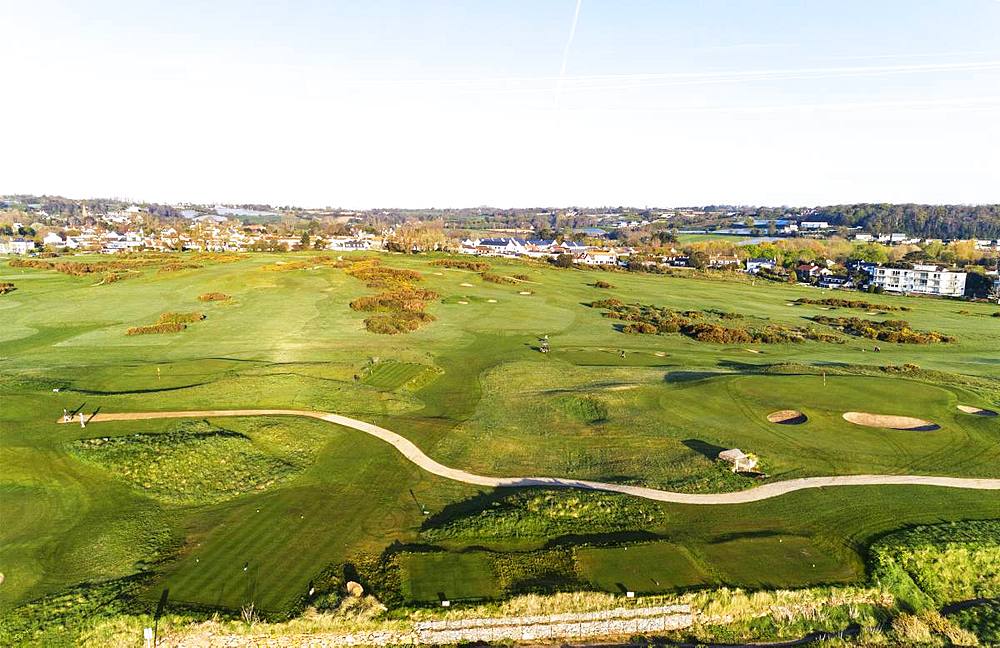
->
[576,543,709,593]
[700,535,858,588]
[399,552,499,602]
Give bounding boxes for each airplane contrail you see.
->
[555,0,584,106]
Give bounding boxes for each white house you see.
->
[871,264,967,297]
[746,258,776,274]
[43,232,67,248]
[577,250,618,266]
[0,238,36,254]
[478,237,527,257]
[800,221,830,230]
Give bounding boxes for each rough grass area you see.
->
[870,519,1000,609]
[420,489,664,541]
[197,292,231,301]
[68,422,296,504]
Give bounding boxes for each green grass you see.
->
[577,543,708,592]
[2,249,998,632]
[399,552,499,602]
[698,535,857,588]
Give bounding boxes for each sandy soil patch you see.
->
[605,384,639,391]
[767,410,807,425]
[843,411,940,431]
[957,405,998,417]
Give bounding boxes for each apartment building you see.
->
[871,264,966,297]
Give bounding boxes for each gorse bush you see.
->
[430,258,490,271]
[349,288,439,313]
[594,300,841,344]
[346,259,422,287]
[0,282,15,294]
[795,297,909,311]
[126,322,186,335]
[811,315,955,343]
[364,311,436,334]
[480,272,518,285]
[593,280,614,289]
[197,292,232,301]
[157,311,206,324]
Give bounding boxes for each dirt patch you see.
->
[767,410,807,425]
[957,405,998,417]
[605,384,639,391]
[842,411,940,431]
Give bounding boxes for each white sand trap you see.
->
[745,349,762,354]
[487,299,497,303]
[605,384,639,391]
[432,272,443,275]
[957,405,998,417]
[346,581,364,597]
[843,411,940,431]
[785,303,796,306]
[457,300,468,304]
[767,410,807,425]
[519,291,532,295]
[654,351,666,357]
[460,282,474,287]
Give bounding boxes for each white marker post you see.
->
[79,412,86,428]
[143,627,153,648]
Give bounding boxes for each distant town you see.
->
[2,196,998,300]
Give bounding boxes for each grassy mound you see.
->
[68,422,295,505]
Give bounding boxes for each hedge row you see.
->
[811,315,955,344]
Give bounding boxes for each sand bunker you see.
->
[459,282,474,287]
[487,299,497,303]
[519,291,532,295]
[843,412,940,431]
[345,581,364,597]
[957,405,998,417]
[767,410,807,425]
[457,300,468,304]
[744,348,762,354]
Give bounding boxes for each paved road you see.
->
[66,409,1000,505]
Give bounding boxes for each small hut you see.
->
[718,448,758,473]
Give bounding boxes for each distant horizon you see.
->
[4,191,1000,213]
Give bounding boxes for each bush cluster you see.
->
[364,311,436,334]
[480,272,518,285]
[126,322,186,336]
[593,280,614,289]
[795,297,909,311]
[350,288,439,313]
[156,312,206,324]
[346,259,422,287]
[430,258,490,271]
[0,282,15,295]
[811,315,955,344]
[197,292,232,302]
[594,300,841,344]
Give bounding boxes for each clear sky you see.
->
[2,0,999,208]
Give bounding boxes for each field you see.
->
[1,250,998,629]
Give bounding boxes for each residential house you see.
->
[0,238,36,255]
[745,258,776,274]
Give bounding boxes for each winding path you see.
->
[63,409,1000,505]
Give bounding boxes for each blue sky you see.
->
[3,0,999,207]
